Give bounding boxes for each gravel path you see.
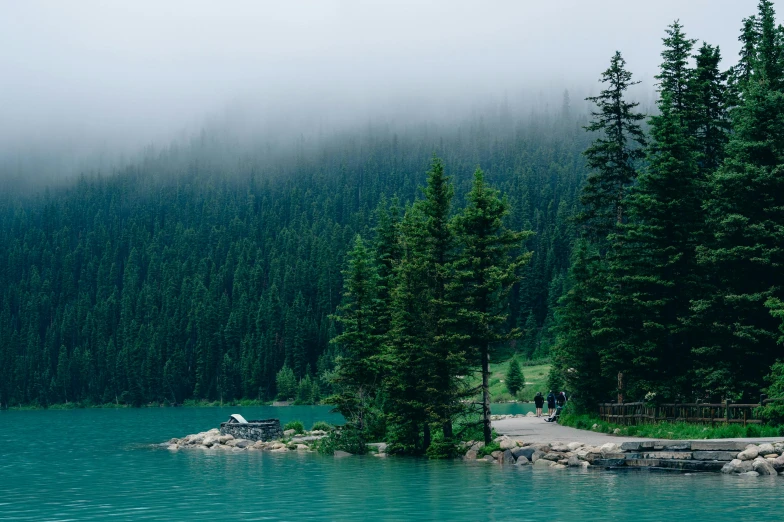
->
[492,415,783,445]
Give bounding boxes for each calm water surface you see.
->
[0,405,781,521]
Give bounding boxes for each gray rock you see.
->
[464,449,478,460]
[491,450,503,459]
[567,442,584,451]
[542,453,561,461]
[515,455,531,465]
[691,450,738,461]
[567,456,581,467]
[752,457,778,476]
[738,446,759,461]
[599,443,621,455]
[690,441,748,452]
[333,450,352,457]
[516,447,537,460]
[552,464,568,470]
[740,471,760,477]
[620,442,642,451]
[283,429,296,437]
[771,455,784,471]
[721,459,744,474]
[483,455,496,463]
[234,439,253,448]
[757,443,775,455]
[652,441,691,451]
[502,450,516,465]
[533,459,554,468]
[500,438,518,450]
[531,450,544,463]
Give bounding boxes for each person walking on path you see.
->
[546,390,556,416]
[534,392,544,417]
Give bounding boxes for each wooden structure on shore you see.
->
[598,397,783,426]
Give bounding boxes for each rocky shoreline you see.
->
[469,435,784,477]
[163,425,784,477]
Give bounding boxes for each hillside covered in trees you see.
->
[0,109,588,409]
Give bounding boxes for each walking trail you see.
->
[492,415,783,445]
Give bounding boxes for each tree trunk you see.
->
[442,421,453,439]
[482,342,492,445]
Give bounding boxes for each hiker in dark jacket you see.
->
[556,391,566,408]
[546,391,556,415]
[534,392,544,417]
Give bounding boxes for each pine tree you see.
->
[505,357,525,397]
[695,0,784,399]
[580,51,647,246]
[550,241,608,411]
[598,22,704,402]
[690,43,730,172]
[452,168,532,444]
[326,235,383,431]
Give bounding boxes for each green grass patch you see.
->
[310,421,333,432]
[466,358,551,403]
[559,412,784,439]
[284,420,305,434]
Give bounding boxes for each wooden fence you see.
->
[598,397,783,426]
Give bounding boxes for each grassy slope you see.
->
[469,357,551,403]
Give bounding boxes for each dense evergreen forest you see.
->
[551,0,784,414]
[323,0,784,454]
[0,109,589,409]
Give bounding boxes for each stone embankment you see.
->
[466,435,784,477]
[164,428,331,453]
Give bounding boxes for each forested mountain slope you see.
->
[0,113,589,407]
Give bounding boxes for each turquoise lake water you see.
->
[0,404,781,521]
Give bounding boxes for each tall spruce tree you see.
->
[452,168,532,444]
[598,22,705,402]
[326,235,383,431]
[550,241,608,411]
[690,43,731,172]
[695,0,784,399]
[580,51,647,246]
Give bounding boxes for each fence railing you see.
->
[598,397,783,426]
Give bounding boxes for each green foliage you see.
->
[477,441,501,458]
[505,358,525,397]
[559,412,784,439]
[283,420,305,434]
[310,421,333,432]
[275,366,297,401]
[757,360,784,424]
[314,426,367,456]
[579,50,647,244]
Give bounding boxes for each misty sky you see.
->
[0,0,764,159]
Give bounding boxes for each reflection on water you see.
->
[0,406,779,521]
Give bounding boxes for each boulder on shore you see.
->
[738,446,759,461]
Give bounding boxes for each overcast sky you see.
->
[0,0,765,161]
